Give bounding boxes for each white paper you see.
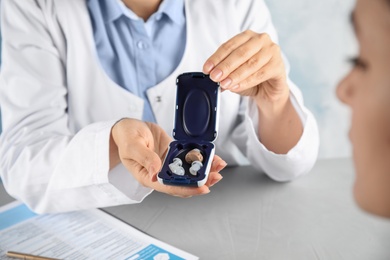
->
[0,201,198,260]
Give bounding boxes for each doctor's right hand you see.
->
[110,118,227,198]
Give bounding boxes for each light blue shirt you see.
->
[87,0,186,122]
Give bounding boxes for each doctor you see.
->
[0,0,319,213]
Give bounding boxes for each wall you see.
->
[265,0,356,158]
[0,30,2,133]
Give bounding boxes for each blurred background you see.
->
[265,0,356,158]
[0,4,1,136]
[0,0,356,159]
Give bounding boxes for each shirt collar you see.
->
[158,0,185,26]
[97,0,185,25]
[94,0,123,23]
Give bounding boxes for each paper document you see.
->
[0,201,197,260]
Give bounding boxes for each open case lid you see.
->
[173,72,220,142]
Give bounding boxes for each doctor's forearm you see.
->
[256,94,303,154]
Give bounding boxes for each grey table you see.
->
[1,158,390,260]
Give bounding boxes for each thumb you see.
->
[120,140,162,183]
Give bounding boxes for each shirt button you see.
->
[156,96,162,102]
[156,14,163,21]
[137,41,148,49]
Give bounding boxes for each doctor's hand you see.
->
[110,118,227,198]
[203,30,303,154]
[203,30,290,110]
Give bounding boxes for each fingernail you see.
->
[220,78,232,89]
[201,189,211,194]
[210,69,223,81]
[204,61,215,73]
[210,176,223,187]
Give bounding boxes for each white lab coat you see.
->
[0,0,319,213]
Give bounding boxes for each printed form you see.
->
[0,201,197,260]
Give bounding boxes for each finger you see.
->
[153,183,211,197]
[121,141,162,178]
[203,30,255,76]
[217,36,271,89]
[122,158,150,184]
[210,155,227,172]
[232,58,283,95]
[213,37,262,85]
[205,172,223,187]
[205,155,227,187]
[220,47,273,91]
[146,122,172,158]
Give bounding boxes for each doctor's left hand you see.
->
[203,30,290,110]
[110,118,227,198]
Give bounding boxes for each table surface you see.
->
[1,158,390,260]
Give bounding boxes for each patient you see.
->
[337,0,390,218]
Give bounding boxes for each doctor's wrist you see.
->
[109,118,129,171]
[255,89,290,120]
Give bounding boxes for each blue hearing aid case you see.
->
[157,72,220,187]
